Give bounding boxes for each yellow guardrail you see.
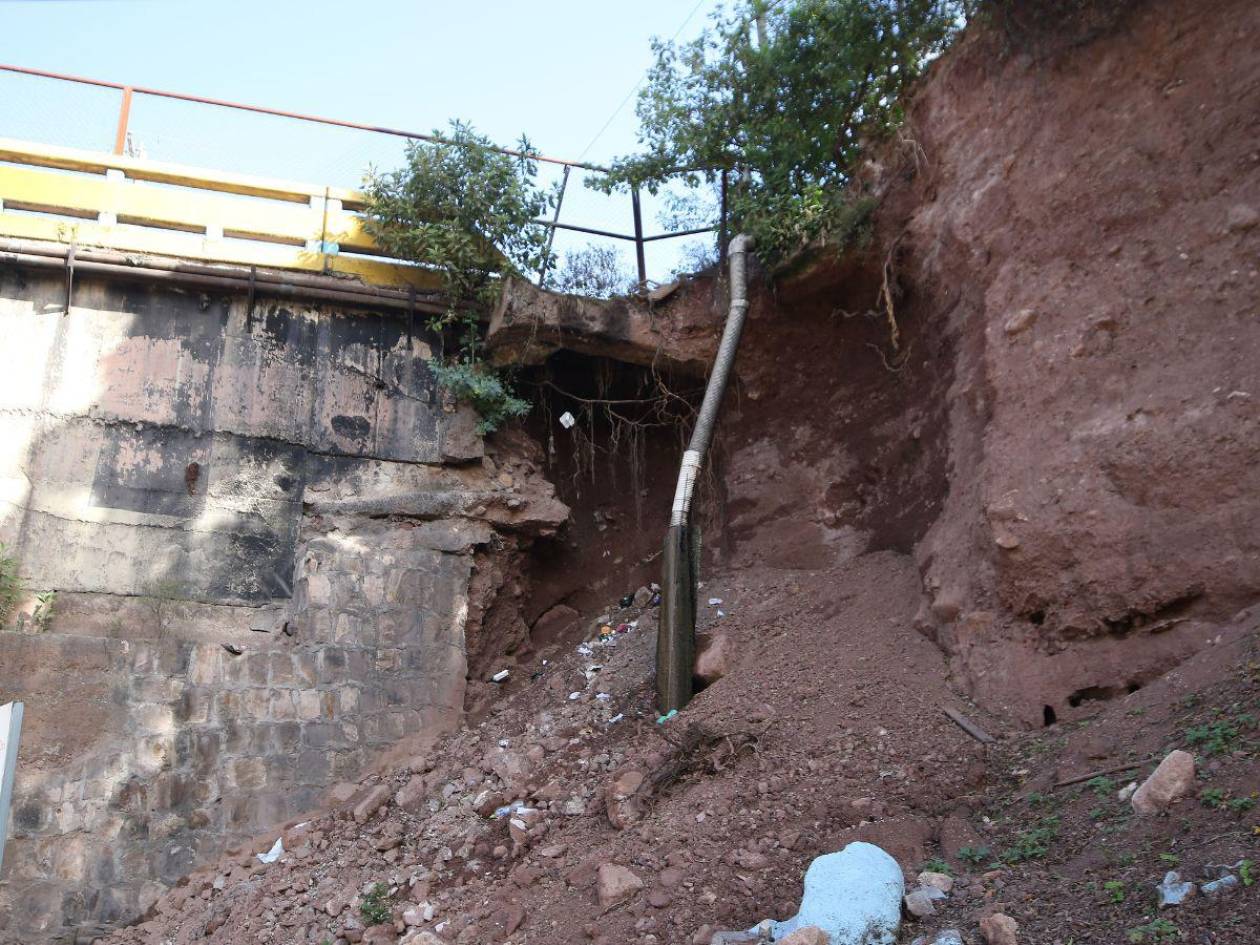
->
[0,137,440,291]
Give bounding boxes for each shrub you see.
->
[0,544,22,627]
[364,121,550,431]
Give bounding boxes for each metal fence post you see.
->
[631,186,647,288]
[113,86,134,155]
[538,165,571,288]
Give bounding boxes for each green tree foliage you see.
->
[364,121,551,432]
[601,0,965,264]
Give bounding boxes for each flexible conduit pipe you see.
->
[657,233,753,714]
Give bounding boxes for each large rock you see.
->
[1131,750,1196,814]
[770,842,904,944]
[596,863,644,909]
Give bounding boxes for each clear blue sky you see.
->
[0,0,726,278]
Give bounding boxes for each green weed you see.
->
[359,883,392,926]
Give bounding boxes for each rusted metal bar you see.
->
[641,226,717,243]
[0,246,449,315]
[942,707,995,744]
[537,220,637,241]
[537,165,571,288]
[0,237,442,302]
[631,186,647,287]
[113,86,133,155]
[0,63,606,172]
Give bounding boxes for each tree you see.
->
[599,0,965,264]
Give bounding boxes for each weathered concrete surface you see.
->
[487,276,721,375]
[0,269,566,943]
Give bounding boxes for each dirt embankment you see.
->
[700,0,1260,726]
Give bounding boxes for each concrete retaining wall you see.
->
[0,268,562,943]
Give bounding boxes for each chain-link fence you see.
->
[0,63,723,288]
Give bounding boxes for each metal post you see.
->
[538,165,571,288]
[631,186,647,288]
[719,170,729,267]
[113,86,134,155]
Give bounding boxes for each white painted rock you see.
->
[769,842,904,944]
[1131,750,1196,814]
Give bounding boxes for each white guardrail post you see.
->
[0,701,23,874]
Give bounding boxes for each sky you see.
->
[0,0,728,280]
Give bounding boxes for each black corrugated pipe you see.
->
[656,233,753,715]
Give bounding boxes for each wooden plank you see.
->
[0,136,364,206]
[0,701,24,874]
[0,212,442,291]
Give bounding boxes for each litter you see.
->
[256,838,284,864]
[656,709,678,725]
[491,669,510,683]
[650,592,661,606]
[608,713,624,724]
[493,801,534,819]
[717,610,726,618]
[577,644,593,656]
[619,593,635,607]
[498,738,509,748]
[568,692,581,701]
[559,411,576,429]
[708,597,723,606]
[596,693,612,701]
[615,623,630,634]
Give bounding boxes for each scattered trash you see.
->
[568,692,581,701]
[708,597,723,606]
[577,644,593,656]
[491,669,510,683]
[656,709,678,725]
[598,624,614,639]
[596,692,612,701]
[559,411,576,429]
[615,623,630,634]
[256,838,284,864]
[619,593,635,607]
[1156,870,1197,908]
[497,738,509,748]
[608,713,624,724]
[1201,875,1240,899]
[650,591,661,606]
[492,801,535,820]
[717,609,726,618]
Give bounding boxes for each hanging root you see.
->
[878,236,902,353]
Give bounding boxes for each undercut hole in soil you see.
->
[1043,705,1058,726]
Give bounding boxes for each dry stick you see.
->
[1053,756,1161,790]
[942,707,996,744]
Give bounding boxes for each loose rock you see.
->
[596,863,644,909]
[1131,750,1196,814]
[979,913,1018,945]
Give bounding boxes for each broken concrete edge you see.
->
[486,276,720,376]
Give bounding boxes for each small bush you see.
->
[1199,787,1225,809]
[1126,918,1179,943]
[0,543,21,626]
[432,361,530,435]
[958,845,990,866]
[359,883,392,926]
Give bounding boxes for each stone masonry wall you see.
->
[0,268,566,943]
